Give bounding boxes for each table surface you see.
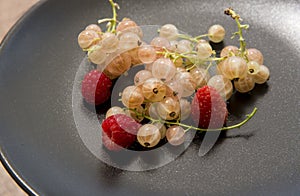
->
[0,1,39,195]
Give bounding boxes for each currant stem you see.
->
[108,0,118,33]
[127,107,257,132]
[225,8,249,61]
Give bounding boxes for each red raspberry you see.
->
[81,70,112,105]
[101,114,141,151]
[191,85,228,129]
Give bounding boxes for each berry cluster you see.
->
[78,1,267,152]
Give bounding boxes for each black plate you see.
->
[0,0,299,195]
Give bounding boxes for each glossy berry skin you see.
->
[208,24,225,43]
[102,114,141,151]
[234,75,255,93]
[252,65,270,84]
[137,124,161,148]
[81,70,112,105]
[191,86,228,129]
[166,126,185,146]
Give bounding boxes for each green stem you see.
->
[109,0,118,33]
[225,8,249,61]
[128,107,257,132]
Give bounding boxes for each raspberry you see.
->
[191,85,228,129]
[101,114,141,151]
[81,70,112,105]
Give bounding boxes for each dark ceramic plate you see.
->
[0,0,299,195]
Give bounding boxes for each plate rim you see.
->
[0,1,46,195]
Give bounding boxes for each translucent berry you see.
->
[144,102,160,119]
[78,30,100,49]
[85,24,102,33]
[246,48,264,65]
[234,75,255,93]
[159,24,179,40]
[219,56,248,80]
[177,40,193,53]
[189,67,210,89]
[153,122,167,139]
[88,45,107,65]
[247,61,261,75]
[119,32,141,50]
[134,70,153,86]
[208,24,225,43]
[116,18,137,32]
[207,75,233,100]
[100,32,119,53]
[138,45,157,64]
[165,80,183,98]
[104,52,132,79]
[220,45,239,58]
[150,37,171,50]
[174,72,197,97]
[157,97,180,120]
[106,106,126,119]
[125,105,144,122]
[137,124,161,148]
[121,85,144,108]
[252,65,270,84]
[142,78,167,102]
[196,40,213,59]
[152,58,176,82]
[166,126,185,146]
[179,98,191,121]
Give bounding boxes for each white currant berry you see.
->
[157,97,180,120]
[189,67,210,89]
[85,24,102,33]
[165,80,183,98]
[138,45,157,64]
[208,24,225,43]
[100,32,119,53]
[220,45,239,58]
[179,98,191,121]
[247,61,261,75]
[174,72,196,97]
[104,53,132,79]
[125,105,144,122]
[88,45,107,65]
[118,32,141,50]
[78,29,100,49]
[152,58,176,82]
[207,75,233,100]
[116,18,137,32]
[219,56,248,80]
[177,40,193,53]
[150,37,171,49]
[121,85,144,108]
[234,75,255,93]
[134,70,153,86]
[159,24,179,40]
[145,102,160,119]
[137,124,161,148]
[142,78,167,102]
[252,65,270,84]
[153,122,167,139]
[246,48,264,65]
[166,126,185,146]
[106,106,125,118]
[196,40,213,59]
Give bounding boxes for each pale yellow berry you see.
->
[106,106,126,119]
[234,75,255,93]
[219,56,248,80]
[157,97,180,120]
[137,124,161,148]
[121,85,144,108]
[166,126,185,146]
[208,75,233,100]
[208,24,225,43]
[252,65,270,84]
